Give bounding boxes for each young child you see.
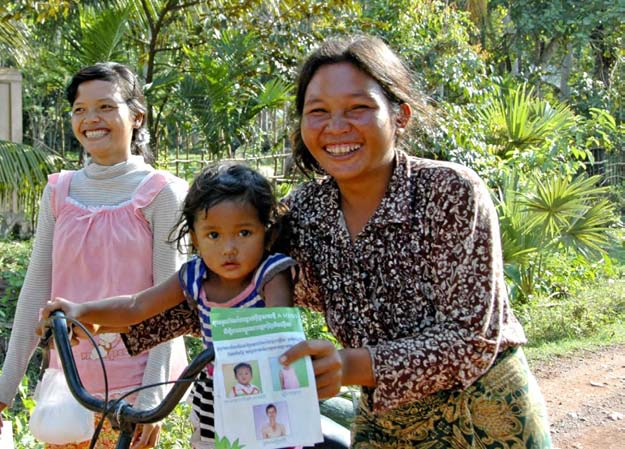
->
[229,362,260,397]
[39,163,295,449]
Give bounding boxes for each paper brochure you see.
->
[211,307,323,449]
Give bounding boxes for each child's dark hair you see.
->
[171,163,283,252]
[66,62,152,164]
[234,362,253,376]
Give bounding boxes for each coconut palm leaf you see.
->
[0,140,60,203]
[64,2,132,68]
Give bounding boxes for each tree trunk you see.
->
[591,24,614,87]
[560,43,574,101]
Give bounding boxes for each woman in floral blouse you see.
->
[279,35,552,448]
[113,35,551,448]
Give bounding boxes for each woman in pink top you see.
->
[0,63,187,449]
[279,364,300,390]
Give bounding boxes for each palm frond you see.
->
[252,78,293,113]
[479,84,576,158]
[65,3,131,66]
[521,174,609,239]
[493,171,540,266]
[0,140,60,202]
[561,198,616,257]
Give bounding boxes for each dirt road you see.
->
[532,344,625,449]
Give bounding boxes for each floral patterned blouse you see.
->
[282,150,527,413]
[121,150,527,415]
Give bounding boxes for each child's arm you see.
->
[39,272,185,329]
[263,271,293,307]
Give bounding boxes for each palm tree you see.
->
[0,141,60,236]
[479,84,576,160]
[179,30,293,159]
[495,170,615,301]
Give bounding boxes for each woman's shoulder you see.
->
[147,171,188,205]
[405,154,487,194]
[406,153,481,181]
[283,177,334,212]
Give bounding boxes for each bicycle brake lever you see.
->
[40,311,74,347]
[40,327,53,347]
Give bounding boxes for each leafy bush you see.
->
[0,238,32,329]
[517,279,625,347]
[159,402,193,448]
[0,238,42,390]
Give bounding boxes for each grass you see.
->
[524,322,625,365]
[521,277,625,364]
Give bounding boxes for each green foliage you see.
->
[361,0,491,104]
[494,171,616,300]
[517,279,625,348]
[299,307,338,346]
[215,434,246,449]
[0,376,43,449]
[580,108,625,158]
[0,238,44,408]
[63,2,132,70]
[179,29,293,158]
[0,140,61,203]
[0,238,33,329]
[608,181,625,219]
[480,84,577,157]
[158,402,193,449]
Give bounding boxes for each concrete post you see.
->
[0,68,23,143]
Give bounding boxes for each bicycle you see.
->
[46,310,350,449]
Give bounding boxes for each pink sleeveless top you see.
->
[47,169,180,396]
[280,366,300,390]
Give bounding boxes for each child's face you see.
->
[191,200,266,285]
[235,366,253,385]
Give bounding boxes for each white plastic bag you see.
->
[29,368,94,444]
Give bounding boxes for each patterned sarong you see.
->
[352,347,552,448]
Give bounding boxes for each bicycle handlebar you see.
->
[48,310,351,449]
[49,310,214,426]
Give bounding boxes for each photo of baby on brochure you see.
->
[223,361,262,398]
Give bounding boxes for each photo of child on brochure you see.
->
[225,361,262,397]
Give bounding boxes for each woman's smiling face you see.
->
[300,62,409,185]
[71,79,140,165]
